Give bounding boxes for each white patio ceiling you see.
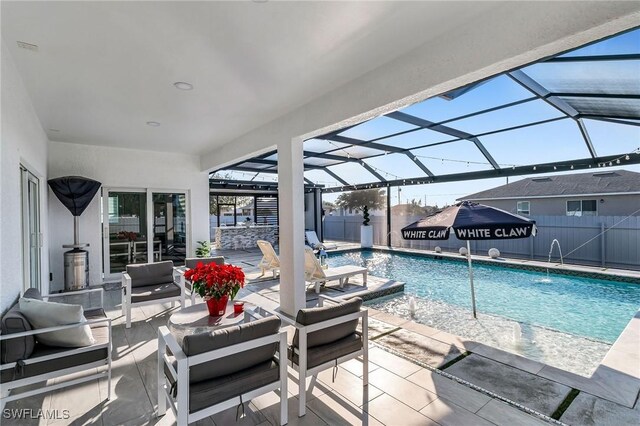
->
[1,1,498,156]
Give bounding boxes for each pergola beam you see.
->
[509,70,598,160]
[576,118,598,160]
[509,70,580,117]
[544,53,640,62]
[321,152,640,193]
[303,150,361,163]
[325,134,405,153]
[322,168,349,186]
[405,152,434,177]
[386,111,500,169]
[549,92,640,100]
[359,161,386,182]
[580,115,640,126]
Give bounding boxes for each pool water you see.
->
[328,250,640,344]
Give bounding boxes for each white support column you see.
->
[277,138,306,316]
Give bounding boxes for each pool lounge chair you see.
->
[257,240,281,278]
[304,247,367,293]
[305,230,337,250]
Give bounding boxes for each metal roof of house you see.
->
[459,170,640,200]
[212,28,640,192]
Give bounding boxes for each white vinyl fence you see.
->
[323,214,640,270]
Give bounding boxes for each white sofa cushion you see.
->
[19,298,95,347]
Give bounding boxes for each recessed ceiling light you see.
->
[173,82,193,91]
[146,121,161,127]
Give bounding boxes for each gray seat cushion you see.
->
[182,316,281,384]
[0,289,43,363]
[292,297,362,348]
[184,257,224,270]
[126,261,174,288]
[130,283,181,303]
[165,359,280,413]
[0,325,109,383]
[289,333,362,368]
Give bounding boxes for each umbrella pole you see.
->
[467,240,477,319]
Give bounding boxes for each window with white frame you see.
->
[516,201,530,215]
[566,200,597,216]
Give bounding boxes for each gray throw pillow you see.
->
[19,298,95,347]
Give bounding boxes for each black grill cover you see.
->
[48,176,101,217]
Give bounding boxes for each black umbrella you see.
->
[402,201,537,318]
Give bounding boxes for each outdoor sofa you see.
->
[0,287,112,405]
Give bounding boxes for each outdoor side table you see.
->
[167,300,256,344]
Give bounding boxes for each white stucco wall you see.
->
[1,39,50,312]
[47,141,210,291]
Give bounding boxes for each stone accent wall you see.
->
[214,225,278,250]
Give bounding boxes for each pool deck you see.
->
[219,243,640,424]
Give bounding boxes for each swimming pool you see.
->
[328,250,640,344]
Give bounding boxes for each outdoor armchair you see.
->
[157,312,288,425]
[304,247,367,293]
[257,240,281,278]
[176,257,225,305]
[0,288,112,405]
[122,260,185,328]
[282,295,368,417]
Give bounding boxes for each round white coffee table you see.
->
[167,300,255,344]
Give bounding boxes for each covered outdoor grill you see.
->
[48,176,102,291]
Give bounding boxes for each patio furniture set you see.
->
[0,251,369,426]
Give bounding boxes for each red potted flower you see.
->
[184,262,245,316]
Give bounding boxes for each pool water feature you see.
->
[328,250,640,375]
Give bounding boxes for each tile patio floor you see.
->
[4,245,639,425]
[4,286,554,426]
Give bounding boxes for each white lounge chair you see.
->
[257,240,281,278]
[304,247,367,293]
[305,230,337,250]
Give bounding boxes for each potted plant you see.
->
[360,205,373,248]
[195,240,211,258]
[184,262,245,316]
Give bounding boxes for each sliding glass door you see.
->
[152,192,187,266]
[21,166,42,291]
[103,191,147,277]
[103,188,188,281]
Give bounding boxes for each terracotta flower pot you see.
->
[206,295,229,316]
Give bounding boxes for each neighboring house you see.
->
[459,170,640,217]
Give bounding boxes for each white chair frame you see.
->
[157,310,288,425]
[0,288,112,406]
[174,267,196,306]
[122,269,185,329]
[257,240,281,278]
[281,295,368,417]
